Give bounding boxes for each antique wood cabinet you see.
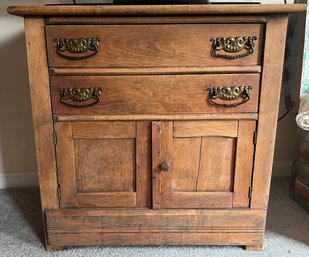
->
[8,4,306,251]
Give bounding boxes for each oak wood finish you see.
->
[48,232,264,247]
[24,18,58,210]
[8,4,305,251]
[173,120,238,138]
[46,24,264,68]
[50,74,261,115]
[136,122,152,207]
[72,121,136,138]
[45,209,266,232]
[7,4,306,17]
[49,66,262,76]
[45,16,268,25]
[246,244,263,251]
[75,139,135,192]
[54,113,259,122]
[55,121,149,208]
[24,16,59,252]
[233,121,256,208]
[251,16,289,209]
[153,121,255,209]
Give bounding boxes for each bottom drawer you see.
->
[50,74,260,115]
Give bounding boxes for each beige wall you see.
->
[274,89,299,168]
[0,0,299,187]
[0,1,71,187]
[0,1,40,174]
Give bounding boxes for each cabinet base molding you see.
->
[48,231,264,249]
[46,209,266,232]
[46,209,265,249]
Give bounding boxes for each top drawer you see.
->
[45,24,264,68]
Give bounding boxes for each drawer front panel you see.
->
[50,74,260,115]
[46,24,264,68]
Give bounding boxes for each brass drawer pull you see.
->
[211,36,257,59]
[208,86,252,108]
[58,87,102,108]
[54,38,100,60]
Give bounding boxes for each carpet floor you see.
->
[0,177,308,257]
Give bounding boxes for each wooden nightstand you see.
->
[8,3,306,251]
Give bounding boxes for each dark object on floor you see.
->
[290,128,309,213]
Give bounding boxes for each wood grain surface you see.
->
[251,16,289,209]
[7,4,306,17]
[24,18,59,210]
[153,120,254,209]
[55,121,150,208]
[45,209,266,231]
[46,24,264,68]
[50,74,261,115]
[47,231,264,247]
[45,16,268,25]
[54,113,259,122]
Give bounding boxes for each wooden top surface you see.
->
[7,4,306,17]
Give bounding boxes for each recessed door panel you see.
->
[55,121,150,208]
[152,121,255,209]
[75,138,136,193]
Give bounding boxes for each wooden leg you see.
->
[46,245,65,251]
[245,244,263,251]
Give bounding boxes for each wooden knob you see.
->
[160,162,171,172]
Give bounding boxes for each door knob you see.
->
[160,162,171,172]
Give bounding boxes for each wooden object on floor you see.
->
[8,3,306,251]
[290,129,309,212]
[294,178,309,204]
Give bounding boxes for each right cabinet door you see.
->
[152,120,256,209]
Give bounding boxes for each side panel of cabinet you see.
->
[152,120,256,209]
[55,121,151,208]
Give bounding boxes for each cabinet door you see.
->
[152,121,255,209]
[55,121,150,208]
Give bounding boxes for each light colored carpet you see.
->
[0,177,308,257]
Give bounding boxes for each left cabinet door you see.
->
[55,121,150,208]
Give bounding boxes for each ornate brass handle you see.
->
[58,87,102,108]
[208,86,252,108]
[54,38,100,60]
[160,162,171,172]
[211,36,257,59]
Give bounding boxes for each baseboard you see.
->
[0,171,38,189]
[272,162,293,177]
